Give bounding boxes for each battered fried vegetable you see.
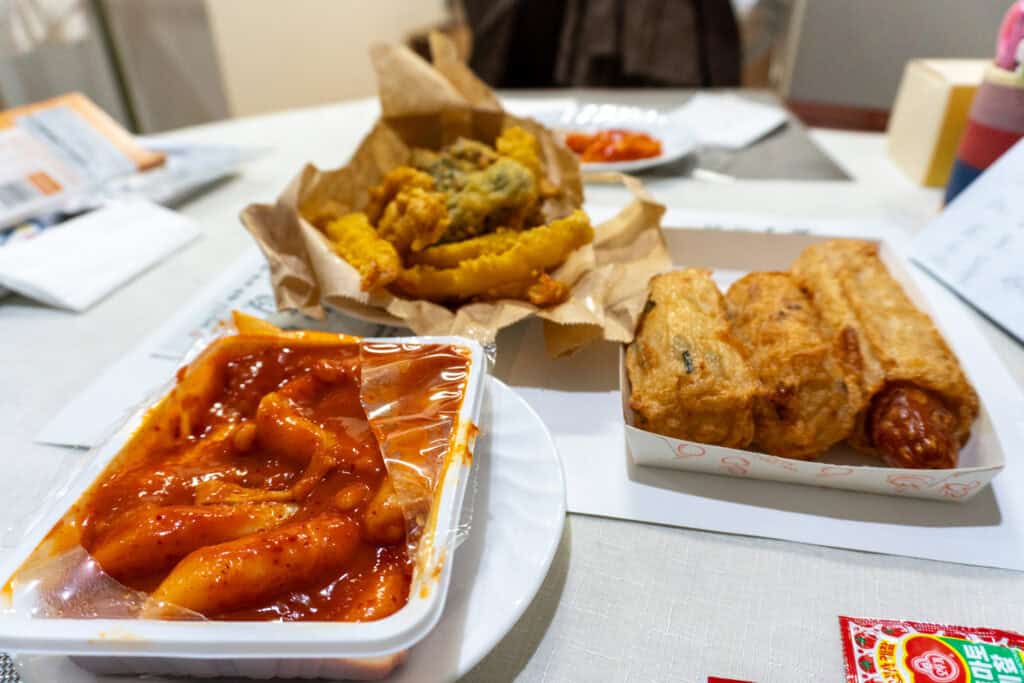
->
[364,167,434,224]
[497,125,558,197]
[626,269,758,448]
[791,240,979,468]
[446,138,499,169]
[725,272,860,459]
[377,186,449,253]
[409,139,496,193]
[394,210,592,303]
[325,213,401,291]
[407,228,522,268]
[444,157,538,241]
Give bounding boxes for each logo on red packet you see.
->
[904,636,965,682]
[840,616,1024,683]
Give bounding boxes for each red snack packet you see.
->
[840,616,1024,682]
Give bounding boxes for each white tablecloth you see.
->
[1,92,1021,683]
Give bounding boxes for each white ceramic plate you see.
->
[528,102,698,174]
[13,377,566,682]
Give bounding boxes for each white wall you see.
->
[786,0,1008,109]
[204,0,450,117]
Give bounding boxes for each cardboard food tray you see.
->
[620,228,1006,503]
[0,335,487,680]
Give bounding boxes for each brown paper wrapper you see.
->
[241,34,670,354]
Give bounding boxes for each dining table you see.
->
[1,89,1022,683]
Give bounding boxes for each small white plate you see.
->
[14,377,567,682]
[528,102,698,174]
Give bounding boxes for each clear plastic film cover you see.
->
[3,313,484,623]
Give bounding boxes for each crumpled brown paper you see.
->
[241,33,670,354]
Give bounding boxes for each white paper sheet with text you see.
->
[912,138,1024,343]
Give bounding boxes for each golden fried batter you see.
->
[725,272,860,459]
[410,139,496,193]
[496,125,557,197]
[792,239,979,468]
[444,157,538,241]
[377,186,450,254]
[626,269,757,448]
[324,213,401,292]
[496,127,542,180]
[365,167,434,224]
[407,228,522,268]
[526,273,570,306]
[394,210,592,303]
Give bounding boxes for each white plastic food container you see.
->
[0,335,487,680]
[621,229,1009,503]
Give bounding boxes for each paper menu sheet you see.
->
[912,138,1024,343]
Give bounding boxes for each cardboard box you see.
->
[887,59,987,187]
[621,229,1007,503]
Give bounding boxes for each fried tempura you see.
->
[626,269,758,448]
[407,228,522,268]
[725,272,860,459]
[446,138,499,169]
[365,167,434,224]
[792,240,978,468]
[526,273,570,306]
[496,125,557,197]
[377,186,449,253]
[444,157,538,241]
[324,213,401,291]
[410,139,496,193]
[394,210,592,303]
[497,126,542,177]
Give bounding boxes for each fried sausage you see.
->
[791,240,978,468]
[868,383,959,469]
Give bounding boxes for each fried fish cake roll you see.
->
[146,513,360,616]
[725,272,860,459]
[626,269,757,448]
[791,240,979,469]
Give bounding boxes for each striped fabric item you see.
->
[946,2,1024,203]
[945,68,1024,203]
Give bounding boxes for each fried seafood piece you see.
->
[146,513,361,616]
[393,210,592,303]
[444,157,538,241]
[725,272,860,459]
[791,240,979,468]
[626,269,758,448]
[364,167,434,224]
[376,186,449,254]
[89,502,297,583]
[407,228,522,268]
[324,213,401,291]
